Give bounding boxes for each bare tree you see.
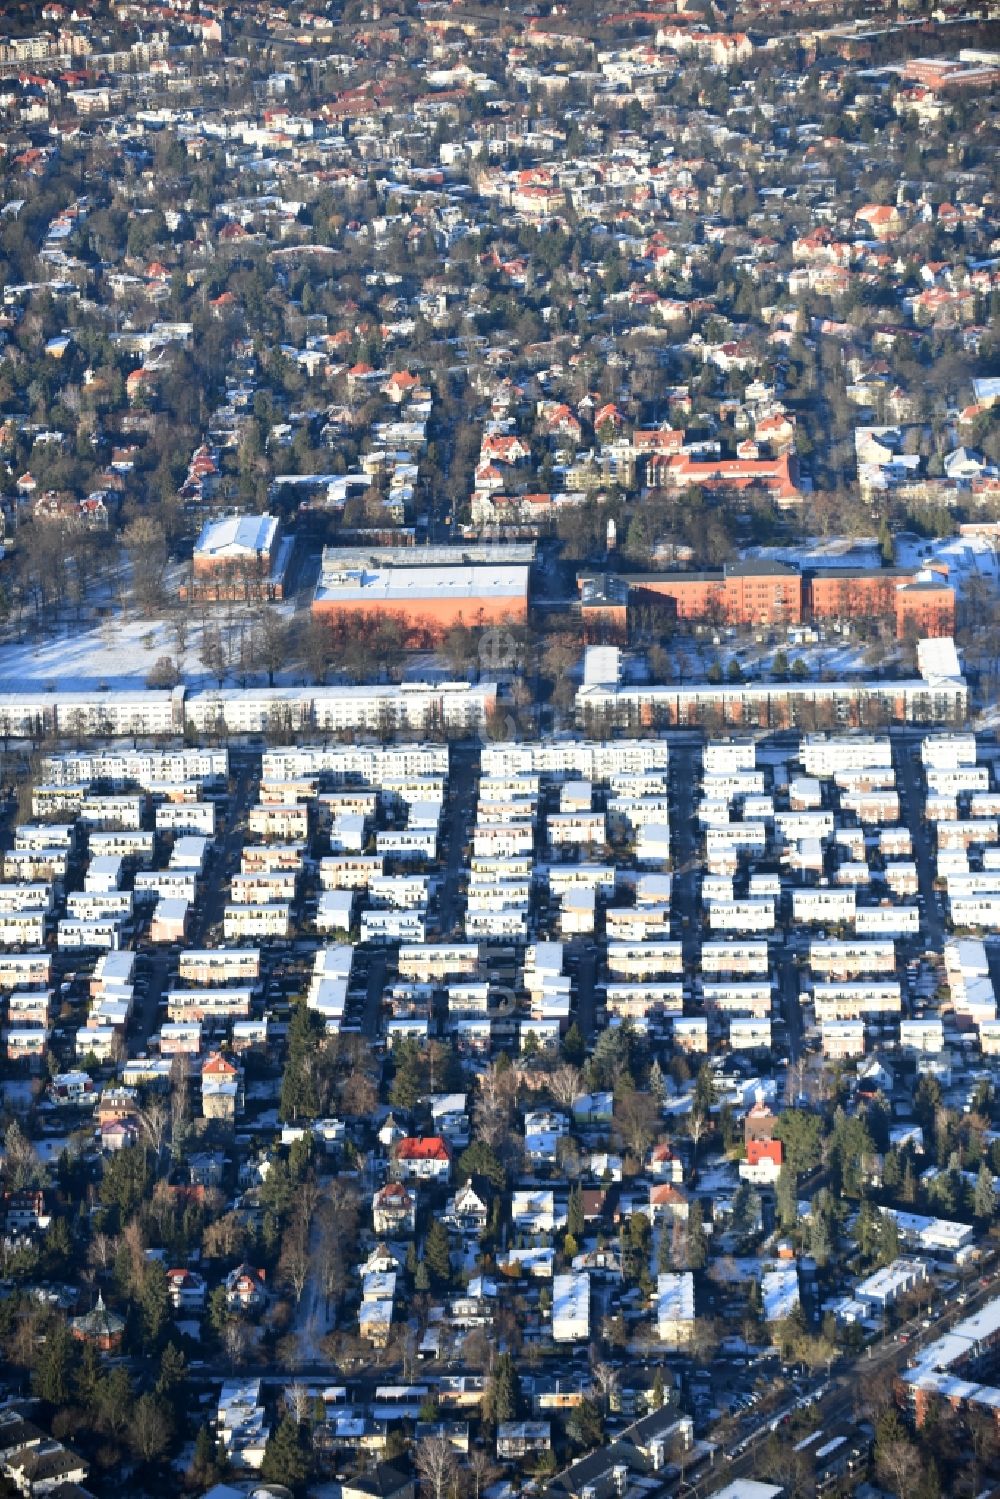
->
[222,1317,251,1367]
[475,1060,518,1147]
[467,1447,499,1499]
[170,1054,191,1158]
[279,1213,311,1305]
[548,1064,583,1110]
[588,1358,620,1410]
[1,1120,40,1188]
[613,1088,660,1161]
[286,1382,312,1423]
[138,1100,169,1162]
[128,1394,171,1463]
[876,1438,922,1497]
[87,1230,119,1281]
[417,1434,459,1499]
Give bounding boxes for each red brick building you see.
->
[807,569,904,621]
[895,578,956,639]
[625,561,803,627]
[581,562,955,638]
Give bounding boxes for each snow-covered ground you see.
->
[743,535,882,571]
[896,531,1000,596]
[0,614,214,691]
[0,598,307,693]
[746,530,1000,602]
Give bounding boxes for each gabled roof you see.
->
[396,1136,451,1161]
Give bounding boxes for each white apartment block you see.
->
[921,733,977,770]
[899,1019,944,1053]
[657,1271,695,1345]
[606,941,683,979]
[703,982,772,1018]
[398,944,479,982]
[320,856,384,890]
[0,912,47,946]
[709,898,775,933]
[792,888,855,925]
[821,1020,866,1058]
[701,941,770,976]
[79,796,144,830]
[547,812,606,847]
[605,983,683,1019]
[927,766,990,796]
[703,740,756,774]
[179,948,260,985]
[155,801,217,836]
[57,917,122,950]
[801,735,892,777]
[813,981,902,1020]
[0,954,50,988]
[810,939,896,978]
[729,1017,772,1050]
[854,904,919,937]
[134,871,198,903]
[482,741,669,781]
[263,745,448,782]
[223,903,291,940]
[950,894,1000,930]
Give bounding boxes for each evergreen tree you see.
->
[651,1367,666,1410]
[875,1209,900,1266]
[773,1109,823,1175]
[853,1200,880,1262]
[141,1259,170,1345]
[457,1140,506,1190]
[809,1208,832,1267]
[562,1023,585,1066]
[280,1004,327,1121]
[260,1415,310,1493]
[686,1200,707,1270]
[568,1396,604,1451]
[567,1185,584,1242]
[974,1161,997,1222]
[192,1423,219,1484]
[32,1317,73,1405]
[100,1145,154,1219]
[692,1063,716,1118]
[156,1342,187,1413]
[389,1037,424,1111]
[776,1166,798,1230]
[424,1221,452,1286]
[486,1353,521,1425]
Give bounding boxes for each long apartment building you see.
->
[579,559,955,638]
[577,638,966,731]
[0,681,497,740]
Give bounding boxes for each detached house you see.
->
[649,1184,690,1222]
[167,1267,207,1311]
[201,1051,244,1122]
[373,1182,417,1236]
[225,1263,267,1314]
[444,1179,490,1236]
[392,1136,452,1183]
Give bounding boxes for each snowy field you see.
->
[742,536,882,571]
[896,531,1000,595]
[0,598,311,693]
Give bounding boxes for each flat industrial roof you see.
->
[315,563,529,604]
